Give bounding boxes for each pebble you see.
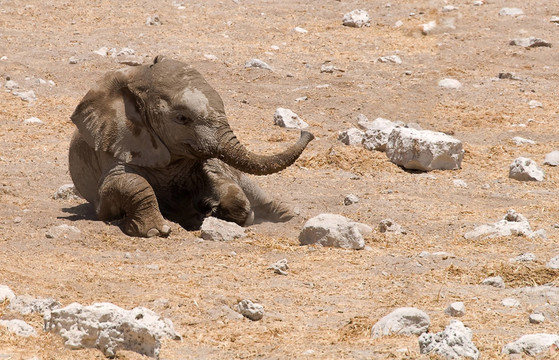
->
[378,55,402,64]
[482,276,505,288]
[511,136,535,145]
[499,8,524,17]
[498,72,522,80]
[473,1,484,5]
[268,259,289,275]
[502,298,520,307]
[45,224,81,239]
[299,213,371,250]
[5,80,19,90]
[23,117,43,124]
[273,108,308,129]
[502,334,559,356]
[294,26,308,33]
[551,16,559,23]
[371,307,430,338]
[146,15,162,26]
[510,37,552,48]
[69,56,80,64]
[439,78,462,89]
[544,151,559,166]
[53,184,80,200]
[342,9,371,28]
[528,100,543,108]
[442,5,458,12]
[419,320,479,359]
[236,299,264,321]
[529,313,545,324]
[200,217,246,241]
[465,209,537,240]
[245,58,272,70]
[545,255,559,269]
[510,253,537,263]
[453,179,468,188]
[12,90,36,102]
[343,194,360,205]
[338,128,365,146]
[421,21,437,35]
[378,219,406,234]
[445,302,465,317]
[204,54,218,61]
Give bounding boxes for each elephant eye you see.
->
[176,114,192,124]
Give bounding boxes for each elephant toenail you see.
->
[146,228,159,237]
[161,225,171,234]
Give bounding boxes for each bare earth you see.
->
[1,0,559,358]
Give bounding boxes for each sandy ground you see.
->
[1,0,559,358]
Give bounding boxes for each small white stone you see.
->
[69,56,79,64]
[371,307,430,338]
[445,302,465,317]
[509,157,544,182]
[146,14,162,26]
[269,259,289,275]
[453,179,468,188]
[5,80,19,90]
[442,5,458,12]
[0,285,16,302]
[499,8,524,16]
[344,194,360,205]
[236,299,264,321]
[512,136,535,145]
[45,224,81,239]
[338,128,365,146]
[482,276,505,288]
[273,108,308,129]
[12,90,37,102]
[23,117,43,124]
[421,21,437,35]
[204,54,218,61]
[502,298,520,307]
[439,78,462,89]
[378,219,406,234]
[342,9,371,28]
[529,313,545,324]
[53,184,81,200]
[502,334,559,356]
[294,26,308,33]
[245,58,272,70]
[394,20,404,27]
[546,255,559,269]
[200,217,246,241]
[93,47,108,56]
[299,213,371,250]
[528,100,544,108]
[551,16,559,23]
[510,38,552,48]
[544,151,559,166]
[510,253,536,263]
[473,1,484,5]
[270,45,280,50]
[378,55,402,64]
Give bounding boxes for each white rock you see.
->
[200,217,246,241]
[499,8,524,16]
[510,37,551,48]
[510,253,536,262]
[0,319,37,338]
[482,276,505,288]
[453,179,468,188]
[45,224,81,239]
[269,259,289,275]
[8,295,60,316]
[245,58,271,70]
[442,5,458,12]
[338,128,365,146]
[512,136,535,145]
[502,334,559,356]
[236,299,264,321]
[299,213,371,250]
[371,307,430,339]
[204,54,218,61]
[502,298,520,307]
[439,78,462,89]
[445,302,465,317]
[114,48,135,57]
[69,56,80,64]
[53,184,81,200]
[544,151,559,166]
[0,285,16,302]
[5,80,19,90]
[528,99,544,108]
[12,90,37,102]
[509,157,544,181]
[386,128,464,171]
[23,117,43,124]
[378,219,406,234]
[465,209,535,240]
[294,26,308,33]
[360,117,402,152]
[273,108,308,129]
[45,302,181,358]
[378,55,402,64]
[546,255,559,269]
[394,20,404,27]
[344,194,360,205]
[93,47,109,56]
[473,1,484,5]
[419,320,479,359]
[146,14,162,26]
[421,21,437,35]
[342,9,371,28]
[551,16,559,23]
[529,313,545,324]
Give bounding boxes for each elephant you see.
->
[68,56,314,237]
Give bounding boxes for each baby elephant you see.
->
[68,56,314,237]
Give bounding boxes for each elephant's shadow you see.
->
[59,203,97,222]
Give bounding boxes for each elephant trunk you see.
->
[215,127,314,175]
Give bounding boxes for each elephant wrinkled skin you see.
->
[68,56,314,237]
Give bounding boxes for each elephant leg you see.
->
[97,167,171,237]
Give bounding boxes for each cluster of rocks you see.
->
[0,285,181,358]
[464,209,546,240]
[92,47,144,66]
[339,115,464,171]
[3,77,40,104]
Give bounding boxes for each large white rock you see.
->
[371,307,430,339]
[45,224,81,239]
[236,299,264,321]
[299,213,371,250]
[200,217,246,241]
[0,319,37,338]
[386,128,464,171]
[419,320,479,359]
[8,295,60,316]
[464,209,537,240]
[544,151,559,166]
[342,9,370,28]
[338,128,365,146]
[360,117,402,152]
[44,302,182,358]
[273,108,309,129]
[502,334,559,356]
[509,157,544,181]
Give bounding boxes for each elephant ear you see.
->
[71,67,171,168]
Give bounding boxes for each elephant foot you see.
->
[122,214,171,238]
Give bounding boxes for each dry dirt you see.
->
[1,0,559,359]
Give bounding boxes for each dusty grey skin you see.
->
[68,56,314,237]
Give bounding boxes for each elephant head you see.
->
[71,56,314,174]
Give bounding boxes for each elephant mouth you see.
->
[181,140,212,160]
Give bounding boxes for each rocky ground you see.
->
[1,0,559,358]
